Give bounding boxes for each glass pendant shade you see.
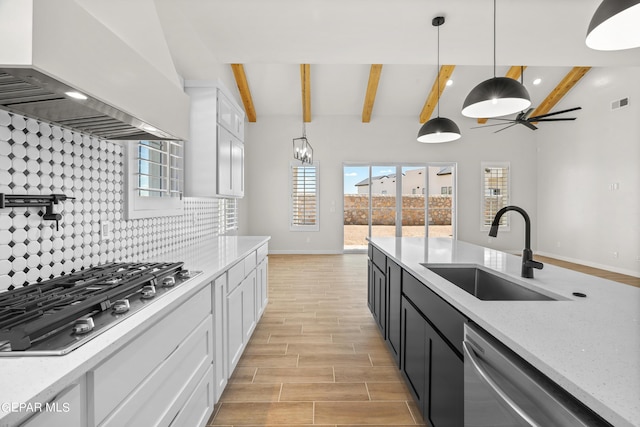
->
[462,76,531,118]
[586,0,640,50]
[417,117,461,143]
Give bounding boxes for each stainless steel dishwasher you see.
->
[463,323,611,427]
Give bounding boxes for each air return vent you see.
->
[611,97,629,110]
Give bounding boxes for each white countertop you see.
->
[0,236,269,426]
[369,237,640,427]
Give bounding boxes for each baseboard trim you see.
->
[268,249,344,255]
[536,251,640,278]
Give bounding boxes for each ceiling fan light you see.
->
[586,0,640,50]
[417,117,461,143]
[462,77,531,118]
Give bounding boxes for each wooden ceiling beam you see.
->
[230,64,257,123]
[529,66,591,120]
[477,65,527,124]
[300,64,311,122]
[362,64,383,123]
[419,65,456,124]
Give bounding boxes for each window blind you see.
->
[290,163,319,230]
[482,164,509,227]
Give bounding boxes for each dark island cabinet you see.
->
[368,243,466,427]
[401,296,464,427]
[386,258,402,364]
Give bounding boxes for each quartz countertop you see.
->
[0,236,270,426]
[369,237,639,427]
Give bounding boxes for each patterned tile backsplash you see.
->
[0,110,229,292]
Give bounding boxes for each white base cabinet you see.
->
[19,381,86,427]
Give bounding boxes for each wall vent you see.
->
[611,97,629,110]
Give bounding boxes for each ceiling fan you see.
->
[472,107,582,133]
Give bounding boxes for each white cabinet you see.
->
[213,275,227,402]
[91,285,213,427]
[19,381,85,427]
[184,82,245,199]
[242,271,257,341]
[256,244,268,319]
[226,279,244,375]
[217,126,244,198]
[217,89,244,140]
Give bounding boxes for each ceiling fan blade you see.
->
[523,107,535,119]
[534,118,577,122]
[529,107,582,121]
[493,123,518,134]
[521,121,538,130]
[471,122,517,129]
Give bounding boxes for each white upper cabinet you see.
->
[184,81,245,198]
[217,89,245,141]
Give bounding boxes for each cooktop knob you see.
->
[112,299,130,314]
[162,276,176,287]
[72,317,95,334]
[178,269,191,278]
[141,284,156,299]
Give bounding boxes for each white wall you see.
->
[241,115,538,254]
[536,67,640,276]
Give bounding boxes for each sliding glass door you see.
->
[343,163,456,252]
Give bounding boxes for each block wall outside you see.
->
[343,194,451,226]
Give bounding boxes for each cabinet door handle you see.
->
[463,341,540,427]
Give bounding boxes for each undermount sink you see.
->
[423,264,558,301]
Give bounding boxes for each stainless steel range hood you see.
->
[0,68,175,140]
[0,0,190,142]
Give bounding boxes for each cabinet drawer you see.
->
[170,364,214,427]
[100,316,213,427]
[92,285,211,424]
[257,243,268,263]
[244,251,257,272]
[20,382,83,427]
[371,245,387,271]
[402,271,467,355]
[228,261,245,292]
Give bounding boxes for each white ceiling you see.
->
[91,0,640,122]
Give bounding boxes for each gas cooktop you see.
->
[0,262,202,356]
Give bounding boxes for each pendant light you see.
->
[586,0,640,50]
[293,122,313,164]
[417,16,461,143]
[461,0,531,118]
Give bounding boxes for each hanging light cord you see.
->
[436,21,441,118]
[302,122,306,139]
[493,0,496,78]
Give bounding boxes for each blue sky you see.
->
[343,166,423,194]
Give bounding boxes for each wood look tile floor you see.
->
[208,254,426,427]
[208,253,637,426]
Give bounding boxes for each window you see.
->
[441,186,452,195]
[125,140,184,219]
[290,162,319,231]
[482,162,509,228]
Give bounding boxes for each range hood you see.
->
[0,0,190,141]
[0,68,175,140]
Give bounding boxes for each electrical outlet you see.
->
[100,221,112,241]
[612,251,618,259]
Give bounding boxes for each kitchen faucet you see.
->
[489,205,544,278]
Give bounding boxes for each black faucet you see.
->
[489,205,543,278]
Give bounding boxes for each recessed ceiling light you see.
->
[446,79,453,86]
[533,78,542,85]
[65,91,87,100]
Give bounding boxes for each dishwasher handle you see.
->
[463,340,541,427]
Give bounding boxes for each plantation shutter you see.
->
[482,163,510,227]
[290,162,319,231]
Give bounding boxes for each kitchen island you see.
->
[369,237,639,427]
[0,236,269,427]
